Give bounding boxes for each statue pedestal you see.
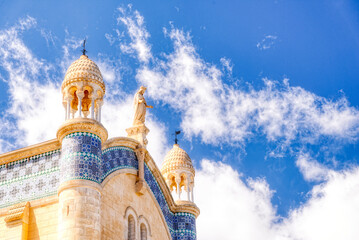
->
[126,124,150,148]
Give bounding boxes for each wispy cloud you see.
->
[117,5,152,63]
[40,29,56,47]
[296,152,331,182]
[257,35,278,50]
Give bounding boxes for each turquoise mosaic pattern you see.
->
[0,150,60,208]
[60,132,102,183]
[174,212,197,240]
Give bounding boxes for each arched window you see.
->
[128,215,136,240]
[140,223,147,240]
[124,207,138,240]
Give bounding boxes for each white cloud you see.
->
[220,57,233,74]
[40,29,56,47]
[105,33,116,46]
[96,56,122,84]
[196,159,277,240]
[296,152,331,182]
[196,159,359,240]
[257,35,278,50]
[117,5,152,63]
[282,167,359,240]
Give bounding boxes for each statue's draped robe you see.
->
[133,92,146,125]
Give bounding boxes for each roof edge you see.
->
[0,139,61,166]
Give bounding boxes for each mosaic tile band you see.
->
[0,150,60,208]
[60,133,102,183]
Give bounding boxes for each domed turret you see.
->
[61,54,105,121]
[161,144,195,202]
[57,52,107,239]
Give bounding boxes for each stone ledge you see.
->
[57,118,108,143]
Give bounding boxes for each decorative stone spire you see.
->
[61,54,105,122]
[161,144,195,203]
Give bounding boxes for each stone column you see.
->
[98,100,103,122]
[175,176,181,200]
[90,96,95,120]
[77,90,84,118]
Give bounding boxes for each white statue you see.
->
[133,86,153,125]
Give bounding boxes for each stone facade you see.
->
[0,54,199,239]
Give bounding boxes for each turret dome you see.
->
[62,54,105,93]
[61,54,105,121]
[161,144,195,176]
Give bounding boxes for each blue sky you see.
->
[1,1,359,239]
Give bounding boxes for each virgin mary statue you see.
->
[133,86,153,125]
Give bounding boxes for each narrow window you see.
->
[128,215,135,240]
[140,223,147,240]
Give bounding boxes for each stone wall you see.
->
[101,170,171,240]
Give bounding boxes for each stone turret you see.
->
[56,53,108,240]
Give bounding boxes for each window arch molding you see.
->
[124,206,138,240]
[138,215,152,240]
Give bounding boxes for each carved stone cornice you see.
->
[0,139,61,166]
[174,201,200,217]
[102,137,140,151]
[57,118,108,143]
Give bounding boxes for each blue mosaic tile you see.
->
[102,146,138,181]
[60,132,102,183]
[143,162,197,240]
[0,150,60,208]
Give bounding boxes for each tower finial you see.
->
[82,39,87,55]
[174,130,181,144]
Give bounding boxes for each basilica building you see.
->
[0,53,200,239]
